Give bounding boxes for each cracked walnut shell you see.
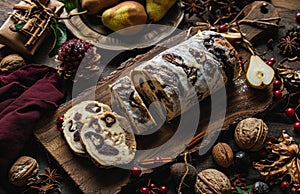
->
[212,143,233,168]
[234,118,268,151]
[8,156,39,187]
[195,168,231,194]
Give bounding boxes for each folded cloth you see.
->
[0,64,65,194]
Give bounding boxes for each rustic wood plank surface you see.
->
[0,0,299,193]
[33,1,285,193]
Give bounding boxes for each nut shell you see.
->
[234,118,268,151]
[0,54,26,74]
[8,156,39,187]
[170,162,197,186]
[212,143,233,168]
[194,168,231,194]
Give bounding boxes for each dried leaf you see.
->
[253,130,300,191]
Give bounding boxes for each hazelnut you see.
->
[8,156,39,187]
[195,168,231,194]
[170,162,197,189]
[212,143,233,168]
[0,54,26,74]
[234,118,268,151]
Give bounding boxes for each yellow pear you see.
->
[101,1,147,35]
[146,0,177,22]
[82,0,120,15]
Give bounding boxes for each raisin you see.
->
[73,112,82,121]
[85,103,102,113]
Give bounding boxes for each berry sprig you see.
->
[56,115,64,132]
[138,181,168,194]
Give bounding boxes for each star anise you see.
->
[39,167,60,184]
[253,130,300,192]
[25,167,61,194]
[182,0,205,18]
[277,36,299,57]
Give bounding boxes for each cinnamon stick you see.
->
[186,130,206,149]
[13,4,33,10]
[22,17,37,32]
[25,19,46,47]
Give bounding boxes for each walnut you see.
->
[212,142,233,168]
[0,54,26,74]
[234,118,268,151]
[8,156,39,187]
[194,168,231,194]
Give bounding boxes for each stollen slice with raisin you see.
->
[80,112,136,167]
[62,101,111,156]
[110,76,157,135]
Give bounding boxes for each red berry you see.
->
[273,90,282,99]
[266,60,274,66]
[59,127,63,132]
[159,185,168,194]
[273,80,282,90]
[259,149,267,158]
[294,122,300,132]
[219,24,227,32]
[149,183,157,189]
[56,116,64,125]
[131,166,141,176]
[285,107,295,117]
[139,187,149,194]
[269,57,276,64]
[296,12,300,22]
[298,99,300,104]
[280,181,290,190]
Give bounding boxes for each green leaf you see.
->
[235,186,248,194]
[49,22,67,58]
[59,0,77,13]
[15,22,25,30]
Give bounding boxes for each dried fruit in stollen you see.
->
[55,38,101,80]
[253,130,300,192]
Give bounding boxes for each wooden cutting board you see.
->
[34,1,287,193]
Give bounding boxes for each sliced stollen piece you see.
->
[110,76,157,135]
[130,64,183,121]
[80,112,136,167]
[130,30,240,121]
[62,101,112,156]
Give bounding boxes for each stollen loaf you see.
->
[130,31,240,121]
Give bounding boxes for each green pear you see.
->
[82,0,120,15]
[101,1,148,35]
[146,0,177,22]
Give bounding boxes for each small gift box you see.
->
[0,0,64,57]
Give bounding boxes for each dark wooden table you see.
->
[0,0,300,193]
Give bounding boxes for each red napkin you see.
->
[0,64,65,193]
